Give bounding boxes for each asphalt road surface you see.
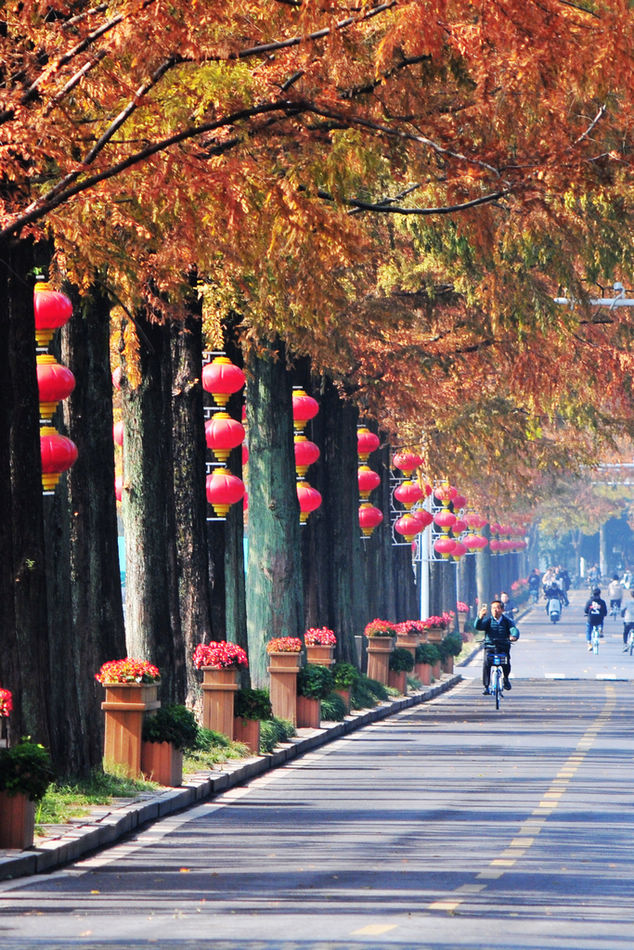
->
[1,588,633,949]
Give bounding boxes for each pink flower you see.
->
[305,627,337,646]
[193,641,249,670]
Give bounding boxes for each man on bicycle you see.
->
[584,587,607,651]
[607,574,623,615]
[475,600,519,694]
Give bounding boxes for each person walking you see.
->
[621,590,634,650]
[475,600,519,694]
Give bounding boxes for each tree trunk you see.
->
[42,284,126,776]
[0,238,52,752]
[170,313,213,705]
[301,378,364,663]
[245,341,303,687]
[120,312,184,704]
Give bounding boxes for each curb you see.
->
[0,674,461,883]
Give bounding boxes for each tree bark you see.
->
[120,312,184,703]
[245,341,303,687]
[0,238,52,751]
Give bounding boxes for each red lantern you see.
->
[357,426,380,461]
[452,517,467,535]
[297,480,322,523]
[33,281,73,348]
[392,451,423,475]
[205,411,245,462]
[395,512,423,542]
[36,355,75,421]
[115,474,123,502]
[358,464,380,499]
[434,509,457,532]
[295,435,320,477]
[40,426,78,492]
[359,502,383,537]
[292,387,319,432]
[206,468,245,518]
[112,366,122,390]
[489,538,501,554]
[452,541,467,560]
[453,493,468,510]
[202,356,245,407]
[113,421,124,446]
[394,479,424,509]
[434,483,457,505]
[412,508,433,529]
[434,536,457,559]
[465,512,488,530]
[242,443,249,465]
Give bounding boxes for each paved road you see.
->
[1,589,634,949]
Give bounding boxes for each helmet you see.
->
[593,588,601,596]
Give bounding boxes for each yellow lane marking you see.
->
[425,685,617,916]
[351,924,398,935]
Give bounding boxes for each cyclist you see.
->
[475,600,519,694]
[621,590,634,650]
[500,590,517,620]
[584,587,607,651]
[528,569,541,603]
[607,574,623,616]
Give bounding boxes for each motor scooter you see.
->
[547,597,562,624]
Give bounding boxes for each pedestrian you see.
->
[475,600,520,694]
[621,590,634,650]
[583,587,607,651]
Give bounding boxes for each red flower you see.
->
[193,641,249,670]
[305,627,337,646]
[266,637,303,654]
[0,688,13,717]
[364,619,397,637]
[95,658,161,685]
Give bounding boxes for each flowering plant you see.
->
[0,688,13,718]
[457,602,469,613]
[363,619,397,638]
[193,641,248,670]
[305,627,337,646]
[95,658,161,685]
[420,612,454,630]
[395,620,426,636]
[266,637,303,653]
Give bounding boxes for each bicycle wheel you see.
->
[592,628,600,654]
[493,668,502,709]
[629,632,634,656]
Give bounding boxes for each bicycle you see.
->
[609,600,621,623]
[486,652,507,710]
[591,624,602,655]
[624,624,634,655]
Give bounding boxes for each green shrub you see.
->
[0,738,54,802]
[332,662,359,689]
[297,663,334,699]
[142,705,199,751]
[415,642,440,665]
[320,692,347,721]
[389,646,415,673]
[443,632,464,657]
[350,674,389,709]
[259,718,296,754]
[234,687,273,721]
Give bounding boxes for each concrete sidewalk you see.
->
[0,673,462,883]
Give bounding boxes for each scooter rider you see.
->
[475,600,519,694]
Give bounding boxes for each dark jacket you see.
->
[584,596,607,625]
[475,614,518,650]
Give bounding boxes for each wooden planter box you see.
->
[425,627,445,643]
[0,791,36,850]
[233,717,261,754]
[305,644,335,667]
[297,695,321,729]
[442,655,454,675]
[267,651,301,725]
[101,683,160,778]
[388,669,407,694]
[141,741,183,787]
[365,636,393,685]
[431,660,441,679]
[415,662,432,686]
[395,633,418,663]
[334,687,351,712]
[201,667,239,740]
[458,611,468,634]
